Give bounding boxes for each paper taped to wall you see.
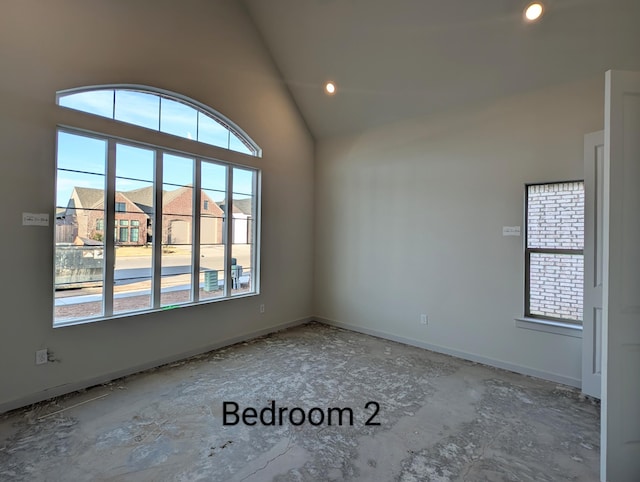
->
[23,213,49,226]
[502,226,521,236]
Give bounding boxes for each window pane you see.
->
[529,253,584,321]
[200,189,226,300]
[161,154,194,306]
[229,132,253,155]
[161,224,193,306]
[57,131,107,177]
[232,168,254,197]
[198,112,229,149]
[56,172,105,211]
[116,144,155,183]
[163,153,194,189]
[160,97,197,140]
[201,161,226,193]
[58,87,259,157]
[527,182,584,249]
[114,143,155,314]
[231,167,256,295]
[58,90,114,119]
[54,240,105,322]
[115,90,160,130]
[199,162,227,300]
[55,130,108,324]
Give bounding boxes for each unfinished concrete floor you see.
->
[0,322,600,481]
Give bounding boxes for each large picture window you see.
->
[525,181,584,324]
[54,86,260,327]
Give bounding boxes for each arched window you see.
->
[57,85,261,157]
[54,85,261,327]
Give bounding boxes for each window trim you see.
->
[524,180,584,325]
[515,317,582,338]
[56,84,262,158]
[54,125,261,328]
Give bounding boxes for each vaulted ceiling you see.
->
[242,0,640,139]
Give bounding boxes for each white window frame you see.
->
[518,181,584,335]
[53,86,261,327]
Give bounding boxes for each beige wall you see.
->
[0,0,314,410]
[314,77,605,385]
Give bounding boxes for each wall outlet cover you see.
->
[36,349,48,365]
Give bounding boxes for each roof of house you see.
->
[123,186,154,215]
[233,198,253,216]
[125,185,194,208]
[73,187,104,209]
[163,186,190,206]
[217,198,252,216]
[68,185,223,216]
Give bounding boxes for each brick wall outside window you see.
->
[527,182,584,322]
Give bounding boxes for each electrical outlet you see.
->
[420,314,428,325]
[36,349,48,365]
[260,304,265,313]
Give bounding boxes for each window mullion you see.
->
[103,140,116,317]
[224,167,233,297]
[192,160,202,302]
[252,170,260,294]
[152,150,163,309]
[528,248,583,255]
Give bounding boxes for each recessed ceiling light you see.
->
[325,81,336,95]
[524,2,544,22]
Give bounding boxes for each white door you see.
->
[582,131,604,399]
[601,70,640,481]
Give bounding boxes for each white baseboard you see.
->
[0,317,311,415]
[313,316,581,389]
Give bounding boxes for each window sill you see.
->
[515,317,582,338]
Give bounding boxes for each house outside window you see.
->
[525,181,584,323]
[54,85,261,327]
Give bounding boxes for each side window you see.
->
[525,181,584,323]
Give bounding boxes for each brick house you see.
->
[62,186,223,246]
[124,185,224,245]
[65,187,149,245]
